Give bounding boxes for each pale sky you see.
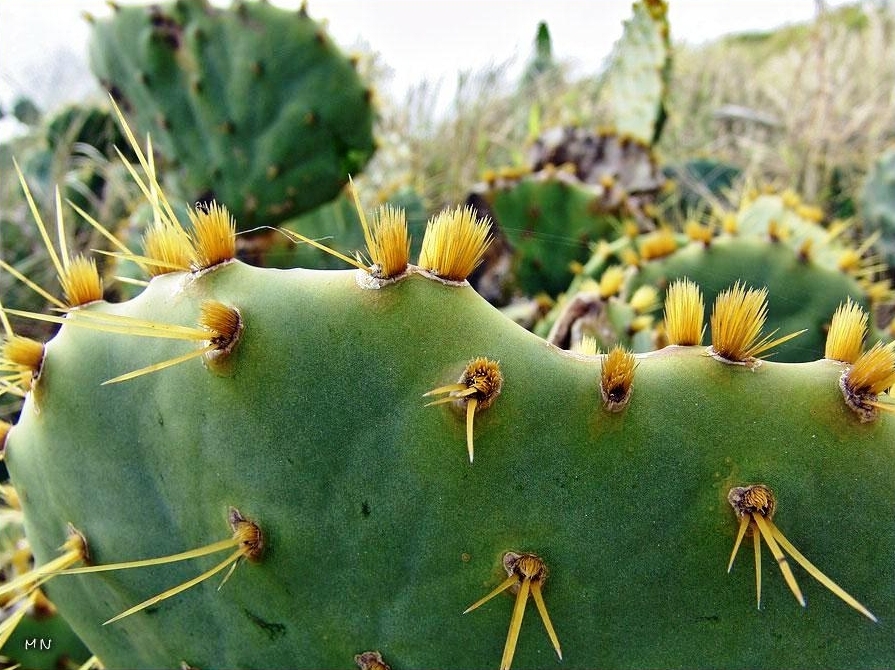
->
[0,0,857,129]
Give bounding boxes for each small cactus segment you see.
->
[600,0,671,145]
[727,485,877,621]
[87,0,375,228]
[463,0,673,302]
[464,552,562,670]
[466,130,664,301]
[861,147,895,270]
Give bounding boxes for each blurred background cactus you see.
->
[87,0,376,230]
[1,0,894,667]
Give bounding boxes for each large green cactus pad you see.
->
[5,261,893,668]
[88,0,375,228]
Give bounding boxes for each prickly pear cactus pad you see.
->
[87,0,375,228]
[600,0,670,145]
[537,191,891,362]
[3,253,895,667]
[862,147,895,270]
[1,108,893,669]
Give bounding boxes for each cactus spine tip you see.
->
[60,255,104,308]
[12,161,104,308]
[600,346,636,411]
[663,278,705,346]
[825,298,868,363]
[424,357,502,463]
[0,525,88,604]
[418,206,492,282]
[709,282,805,365]
[101,300,242,384]
[350,178,410,280]
[464,551,561,670]
[638,228,678,260]
[54,507,265,626]
[0,332,45,393]
[188,201,237,270]
[140,220,195,275]
[840,341,895,420]
[574,334,599,356]
[727,485,876,622]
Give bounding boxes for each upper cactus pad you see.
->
[88,0,376,228]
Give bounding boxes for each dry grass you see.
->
[659,4,895,206]
[365,3,895,217]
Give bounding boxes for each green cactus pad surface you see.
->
[600,0,670,145]
[468,174,622,298]
[862,148,895,270]
[629,235,869,361]
[538,193,881,361]
[5,261,893,669]
[88,0,375,228]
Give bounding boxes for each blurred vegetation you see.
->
[362,2,895,215]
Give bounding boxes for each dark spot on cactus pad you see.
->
[196,190,216,208]
[105,84,131,112]
[242,608,286,641]
[695,614,721,624]
[606,384,627,404]
[148,8,183,50]
[268,200,295,218]
[361,501,371,517]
